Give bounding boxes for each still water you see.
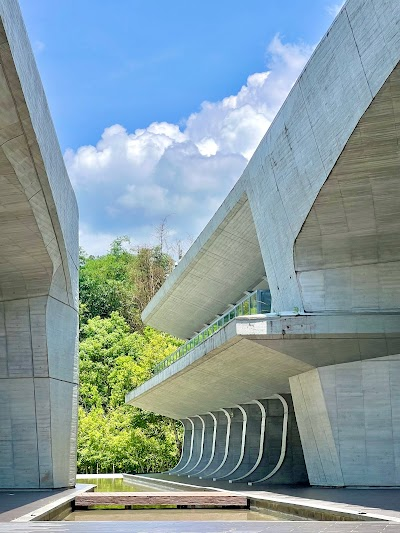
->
[65,508,284,521]
[76,476,162,492]
[64,477,287,522]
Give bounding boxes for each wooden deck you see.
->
[74,491,248,508]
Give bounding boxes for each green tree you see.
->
[78,313,183,473]
[78,238,183,474]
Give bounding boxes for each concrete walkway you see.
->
[0,521,400,532]
[0,485,93,522]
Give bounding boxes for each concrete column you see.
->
[0,295,78,489]
[290,355,400,487]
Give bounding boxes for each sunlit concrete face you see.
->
[0,1,78,489]
[129,0,400,487]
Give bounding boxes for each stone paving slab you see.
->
[0,521,399,532]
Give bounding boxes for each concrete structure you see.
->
[127,0,400,488]
[0,1,78,488]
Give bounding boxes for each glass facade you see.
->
[153,290,271,375]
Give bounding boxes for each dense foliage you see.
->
[78,239,183,474]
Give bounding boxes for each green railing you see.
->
[153,290,271,375]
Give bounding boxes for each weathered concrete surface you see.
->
[295,64,400,314]
[291,354,400,487]
[0,1,78,488]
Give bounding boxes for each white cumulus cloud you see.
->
[66,35,314,256]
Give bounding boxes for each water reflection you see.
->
[65,508,283,522]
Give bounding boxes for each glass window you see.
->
[259,290,272,313]
[243,298,250,315]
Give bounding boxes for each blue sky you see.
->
[19,0,343,256]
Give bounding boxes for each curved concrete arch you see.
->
[193,412,218,477]
[165,419,185,474]
[169,418,195,475]
[198,410,230,479]
[249,394,289,485]
[200,408,231,479]
[212,405,247,481]
[229,400,266,483]
[185,415,206,476]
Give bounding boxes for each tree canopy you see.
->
[78,239,183,474]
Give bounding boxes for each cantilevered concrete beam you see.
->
[126,313,400,419]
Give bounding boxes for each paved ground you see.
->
[0,485,91,522]
[132,474,400,522]
[141,473,400,512]
[0,521,400,532]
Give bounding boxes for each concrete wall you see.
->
[0,1,78,489]
[290,355,400,487]
[294,64,400,313]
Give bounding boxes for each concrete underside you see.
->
[0,2,78,489]
[127,314,400,418]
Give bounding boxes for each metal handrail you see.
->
[152,289,271,375]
